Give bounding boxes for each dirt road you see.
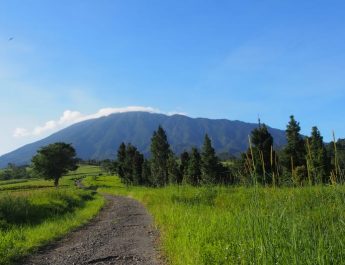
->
[22,196,162,265]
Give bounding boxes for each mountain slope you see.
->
[0,112,287,167]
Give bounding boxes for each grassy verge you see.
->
[0,165,106,265]
[84,175,345,265]
[0,188,104,265]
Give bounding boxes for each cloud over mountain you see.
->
[14,106,159,138]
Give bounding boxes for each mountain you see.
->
[0,112,287,167]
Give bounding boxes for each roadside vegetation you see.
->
[1,114,345,264]
[84,175,345,265]
[83,114,345,264]
[0,166,105,265]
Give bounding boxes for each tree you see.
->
[0,163,31,180]
[100,159,117,174]
[31,143,78,187]
[327,138,345,182]
[150,126,171,186]
[141,159,151,186]
[201,134,220,184]
[306,127,329,184]
[132,148,144,185]
[179,151,190,184]
[186,148,201,186]
[117,142,126,181]
[117,143,145,186]
[167,154,181,184]
[283,115,306,172]
[248,123,276,185]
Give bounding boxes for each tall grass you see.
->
[85,175,345,265]
[0,187,104,265]
[0,165,105,265]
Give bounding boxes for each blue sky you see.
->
[1,0,344,155]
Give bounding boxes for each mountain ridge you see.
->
[0,112,287,167]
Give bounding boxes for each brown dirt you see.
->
[22,196,163,265]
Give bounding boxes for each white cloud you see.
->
[13,106,161,138]
[84,106,158,120]
[167,111,188,116]
[13,128,30,138]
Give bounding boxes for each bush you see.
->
[292,165,308,186]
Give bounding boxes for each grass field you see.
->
[3,165,345,265]
[0,165,105,265]
[84,175,345,265]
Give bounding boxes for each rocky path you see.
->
[22,196,162,265]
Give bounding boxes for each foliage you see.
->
[306,127,330,184]
[167,154,181,184]
[85,175,345,265]
[201,134,220,184]
[100,159,117,174]
[292,165,308,185]
[186,148,202,186]
[244,123,278,185]
[31,143,78,187]
[0,164,31,181]
[179,151,190,182]
[141,159,151,185]
[117,143,145,185]
[327,138,345,183]
[117,142,126,180]
[283,115,306,171]
[107,114,345,188]
[150,126,171,186]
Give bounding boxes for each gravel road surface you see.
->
[22,195,162,265]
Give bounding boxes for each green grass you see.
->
[84,175,345,265]
[0,179,29,186]
[0,179,55,192]
[0,189,104,264]
[0,165,105,265]
[65,164,104,177]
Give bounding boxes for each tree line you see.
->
[117,126,228,187]
[3,115,343,187]
[116,116,345,187]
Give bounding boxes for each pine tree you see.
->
[141,159,151,186]
[123,143,136,185]
[132,149,144,185]
[150,126,171,187]
[248,123,276,184]
[327,138,345,182]
[186,148,201,186]
[117,143,144,185]
[201,134,219,184]
[167,154,180,184]
[283,115,306,172]
[307,126,329,183]
[179,151,190,183]
[117,142,126,181]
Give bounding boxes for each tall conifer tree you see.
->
[179,151,190,183]
[201,134,219,184]
[307,126,329,183]
[249,123,276,184]
[283,115,306,171]
[117,142,126,181]
[186,148,202,186]
[150,126,171,186]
